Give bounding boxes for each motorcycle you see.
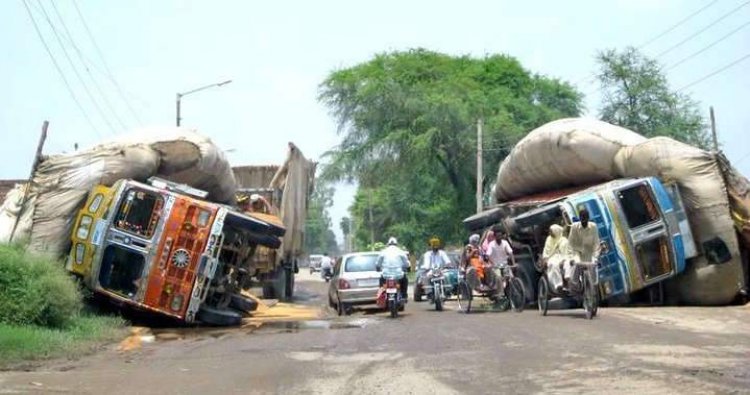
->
[383,274,404,318]
[322,267,333,282]
[428,269,446,311]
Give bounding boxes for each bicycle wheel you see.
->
[508,277,525,313]
[537,277,549,316]
[457,282,472,314]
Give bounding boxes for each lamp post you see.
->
[176,79,232,126]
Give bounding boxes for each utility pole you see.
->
[710,106,718,151]
[9,121,48,243]
[476,118,483,213]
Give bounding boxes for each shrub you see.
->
[0,244,82,328]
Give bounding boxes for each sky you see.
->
[1,0,749,245]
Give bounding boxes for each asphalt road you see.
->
[1,271,749,394]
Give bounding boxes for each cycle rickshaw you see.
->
[456,263,525,314]
[537,260,599,319]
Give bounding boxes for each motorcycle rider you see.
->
[320,252,333,279]
[377,243,409,299]
[420,237,452,290]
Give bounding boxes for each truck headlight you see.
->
[76,216,93,240]
[75,243,85,264]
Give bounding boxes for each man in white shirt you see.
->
[487,229,515,268]
[420,237,452,288]
[320,252,333,279]
[567,209,600,285]
[486,228,515,291]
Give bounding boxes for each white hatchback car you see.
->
[328,252,382,315]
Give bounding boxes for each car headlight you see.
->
[76,216,93,240]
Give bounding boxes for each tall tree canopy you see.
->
[304,185,339,256]
[319,49,583,254]
[596,47,711,149]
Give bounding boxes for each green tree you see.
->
[319,49,583,254]
[596,47,710,149]
[304,185,339,256]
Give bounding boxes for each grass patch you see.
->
[0,314,126,369]
[0,243,128,368]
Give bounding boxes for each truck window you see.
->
[617,184,660,229]
[114,189,164,238]
[98,245,146,298]
[635,236,671,280]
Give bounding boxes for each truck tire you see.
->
[284,267,295,300]
[515,256,538,305]
[273,267,288,301]
[229,294,259,313]
[196,305,243,326]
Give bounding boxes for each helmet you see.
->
[429,237,441,248]
[387,237,398,246]
[250,194,262,202]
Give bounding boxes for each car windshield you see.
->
[345,254,378,272]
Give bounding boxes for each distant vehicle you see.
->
[328,252,381,316]
[309,254,324,273]
[464,177,699,305]
[66,177,284,326]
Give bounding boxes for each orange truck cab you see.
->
[66,177,284,325]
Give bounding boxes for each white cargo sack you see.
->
[0,127,236,256]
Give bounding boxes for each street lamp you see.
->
[176,79,232,126]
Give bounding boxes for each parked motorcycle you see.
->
[428,269,446,311]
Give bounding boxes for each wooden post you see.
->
[9,121,48,243]
[476,119,483,213]
[710,106,718,151]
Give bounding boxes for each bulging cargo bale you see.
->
[494,118,746,305]
[495,118,646,202]
[0,127,236,257]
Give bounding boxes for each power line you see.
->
[638,0,721,49]
[655,0,750,59]
[665,19,750,71]
[677,52,750,91]
[48,0,128,132]
[20,0,100,137]
[34,0,115,136]
[72,0,144,127]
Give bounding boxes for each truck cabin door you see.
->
[615,182,673,283]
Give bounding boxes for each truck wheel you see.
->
[229,294,259,313]
[273,267,288,301]
[262,282,276,299]
[196,305,243,326]
[284,267,294,300]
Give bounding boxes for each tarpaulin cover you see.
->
[270,143,316,259]
[494,118,746,305]
[0,127,236,256]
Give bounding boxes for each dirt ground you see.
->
[1,271,748,394]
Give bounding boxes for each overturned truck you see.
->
[466,118,749,306]
[0,129,312,324]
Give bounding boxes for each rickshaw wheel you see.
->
[538,277,549,316]
[583,272,597,320]
[457,282,472,314]
[508,277,525,313]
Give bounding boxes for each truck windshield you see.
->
[617,184,660,229]
[114,189,164,238]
